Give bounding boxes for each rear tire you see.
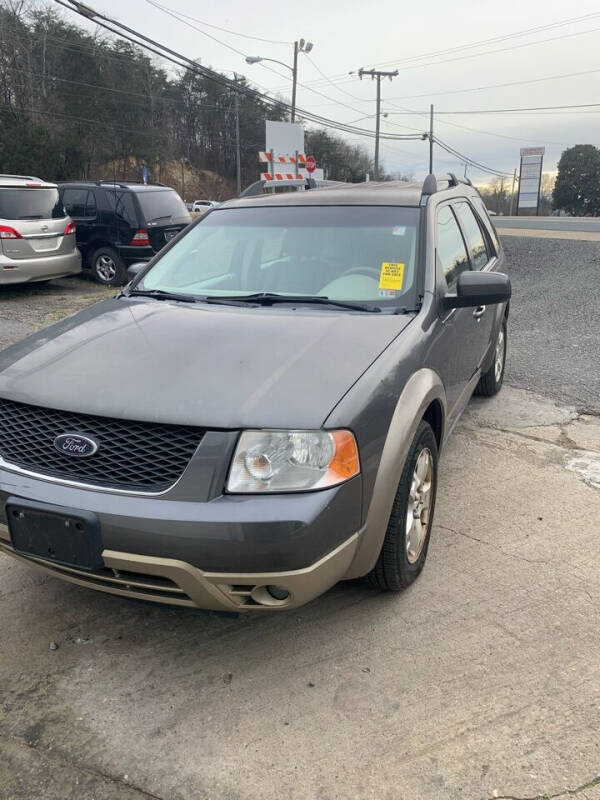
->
[475,317,507,397]
[367,421,438,591]
[90,247,126,286]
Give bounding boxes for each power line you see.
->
[143,0,292,45]
[285,21,600,93]
[144,0,425,134]
[52,0,426,143]
[389,102,600,115]
[432,135,513,177]
[390,66,600,101]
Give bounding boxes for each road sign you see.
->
[306,156,317,174]
[266,121,304,159]
[517,146,545,213]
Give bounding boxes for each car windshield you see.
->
[137,205,420,309]
[135,189,190,223]
[0,188,65,220]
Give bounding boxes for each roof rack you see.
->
[420,172,473,200]
[95,179,168,188]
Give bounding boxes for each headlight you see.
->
[227,430,360,493]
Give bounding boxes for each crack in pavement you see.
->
[488,773,600,800]
[436,524,549,566]
[2,732,171,800]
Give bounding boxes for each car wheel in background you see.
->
[367,420,438,591]
[90,247,126,286]
[475,317,507,397]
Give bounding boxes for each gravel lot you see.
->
[501,236,600,412]
[0,277,114,351]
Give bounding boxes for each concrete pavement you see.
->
[1,385,599,800]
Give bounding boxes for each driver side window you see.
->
[436,206,469,291]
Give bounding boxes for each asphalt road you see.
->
[501,235,600,412]
[497,216,600,232]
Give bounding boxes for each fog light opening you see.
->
[249,584,292,607]
[266,585,290,601]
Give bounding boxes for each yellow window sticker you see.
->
[379,262,405,290]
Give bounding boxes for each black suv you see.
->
[58,181,191,285]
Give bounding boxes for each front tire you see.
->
[368,421,438,591]
[475,317,507,397]
[90,247,126,286]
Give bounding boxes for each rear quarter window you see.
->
[0,188,65,220]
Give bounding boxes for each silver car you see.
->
[0,175,81,285]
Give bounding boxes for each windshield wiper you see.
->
[126,289,197,303]
[146,215,172,223]
[203,292,381,313]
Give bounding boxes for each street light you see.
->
[245,39,313,123]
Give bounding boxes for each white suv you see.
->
[0,175,81,285]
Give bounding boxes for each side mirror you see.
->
[127,262,147,280]
[443,270,511,310]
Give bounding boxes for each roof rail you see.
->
[421,172,473,201]
[0,173,43,182]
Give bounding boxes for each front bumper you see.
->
[0,459,362,610]
[0,249,81,285]
[0,524,359,611]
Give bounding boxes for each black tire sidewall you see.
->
[394,423,438,585]
[91,247,126,286]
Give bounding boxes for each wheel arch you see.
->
[86,239,117,267]
[343,368,446,579]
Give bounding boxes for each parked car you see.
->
[58,181,191,285]
[0,174,81,285]
[0,175,510,612]
[192,199,219,212]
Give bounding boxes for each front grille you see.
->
[0,398,204,492]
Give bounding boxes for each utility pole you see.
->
[429,104,434,174]
[233,73,242,195]
[358,68,398,180]
[291,41,299,123]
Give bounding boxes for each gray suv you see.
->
[0,175,510,611]
[0,175,81,285]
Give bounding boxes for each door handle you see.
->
[473,305,486,319]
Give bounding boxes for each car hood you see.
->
[0,298,413,428]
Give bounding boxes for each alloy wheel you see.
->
[495,327,505,383]
[405,447,434,564]
[96,254,117,282]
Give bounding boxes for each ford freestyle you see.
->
[0,175,511,611]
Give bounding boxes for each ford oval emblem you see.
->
[54,433,99,457]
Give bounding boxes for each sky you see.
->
[57,0,600,184]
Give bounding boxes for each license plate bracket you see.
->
[6,497,103,571]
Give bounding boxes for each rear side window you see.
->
[106,191,139,228]
[135,189,190,223]
[0,188,65,220]
[454,201,489,270]
[63,188,96,218]
[436,206,469,290]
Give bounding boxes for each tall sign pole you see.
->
[358,68,398,180]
